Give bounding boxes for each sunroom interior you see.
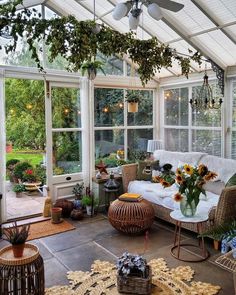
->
[0,0,236,294]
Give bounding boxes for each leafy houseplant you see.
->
[22,169,38,183]
[81,60,106,80]
[13,184,25,197]
[73,182,84,209]
[155,164,217,217]
[116,252,151,294]
[3,221,30,257]
[13,161,33,182]
[126,91,141,113]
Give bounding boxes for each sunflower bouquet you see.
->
[155,163,217,216]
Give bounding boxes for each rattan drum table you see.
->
[0,243,44,295]
[108,198,155,234]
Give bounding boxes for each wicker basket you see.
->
[117,266,152,294]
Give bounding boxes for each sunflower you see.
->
[160,179,171,187]
[176,174,184,184]
[173,193,183,202]
[198,164,208,176]
[176,168,182,175]
[184,164,193,175]
[204,171,218,181]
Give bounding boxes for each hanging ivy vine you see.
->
[0,0,202,85]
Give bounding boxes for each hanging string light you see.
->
[190,63,223,111]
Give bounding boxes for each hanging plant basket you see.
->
[87,67,97,80]
[128,102,139,113]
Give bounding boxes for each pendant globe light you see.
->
[112,2,132,20]
[147,3,162,20]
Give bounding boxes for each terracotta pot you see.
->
[16,192,23,198]
[128,102,138,113]
[54,199,74,217]
[51,207,62,224]
[12,243,25,258]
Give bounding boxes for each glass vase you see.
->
[180,195,197,217]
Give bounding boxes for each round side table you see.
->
[0,243,45,295]
[170,210,210,262]
[108,198,155,234]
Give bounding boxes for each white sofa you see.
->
[122,150,236,234]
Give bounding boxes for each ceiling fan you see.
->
[112,0,184,30]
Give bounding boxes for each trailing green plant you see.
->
[81,60,106,77]
[13,161,33,180]
[125,90,142,103]
[199,219,236,242]
[81,195,93,206]
[12,184,25,193]
[0,0,202,86]
[3,221,30,245]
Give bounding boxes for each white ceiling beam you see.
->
[191,0,236,45]
[161,12,226,69]
[167,21,236,44]
[16,0,45,9]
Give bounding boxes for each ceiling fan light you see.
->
[112,3,129,20]
[147,3,162,21]
[129,13,140,30]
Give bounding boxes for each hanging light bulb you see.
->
[147,3,162,21]
[112,3,129,20]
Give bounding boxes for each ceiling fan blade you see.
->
[150,0,184,12]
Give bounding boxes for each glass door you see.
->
[45,81,87,201]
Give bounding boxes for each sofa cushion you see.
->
[153,150,206,171]
[225,173,236,187]
[200,155,236,183]
[136,161,152,181]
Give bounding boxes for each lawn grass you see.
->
[6,150,44,167]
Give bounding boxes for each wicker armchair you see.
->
[121,163,236,240]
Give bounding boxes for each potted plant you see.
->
[126,91,142,113]
[72,182,84,209]
[3,221,30,258]
[81,60,106,80]
[22,168,42,190]
[82,195,93,215]
[6,159,20,182]
[13,184,25,198]
[13,161,33,182]
[116,252,152,294]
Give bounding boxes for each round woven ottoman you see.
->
[108,199,155,234]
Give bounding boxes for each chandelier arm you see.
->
[207,59,225,96]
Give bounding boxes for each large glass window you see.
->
[231,82,236,159]
[164,84,222,155]
[94,88,154,166]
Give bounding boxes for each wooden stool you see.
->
[0,243,44,295]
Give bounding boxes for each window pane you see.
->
[95,130,124,167]
[192,130,221,156]
[52,87,81,128]
[97,53,123,76]
[53,132,82,175]
[232,82,236,128]
[94,88,124,127]
[128,90,153,126]
[192,85,221,127]
[164,129,188,152]
[164,88,188,126]
[127,129,153,156]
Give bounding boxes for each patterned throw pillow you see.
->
[225,173,236,187]
[136,160,160,181]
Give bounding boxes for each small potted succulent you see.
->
[126,90,142,113]
[81,60,106,80]
[12,184,25,198]
[116,252,152,294]
[3,221,30,258]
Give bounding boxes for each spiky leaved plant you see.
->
[3,221,30,245]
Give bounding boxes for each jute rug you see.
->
[26,220,75,241]
[45,259,221,295]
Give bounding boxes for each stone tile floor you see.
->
[6,181,45,219]
[0,214,234,294]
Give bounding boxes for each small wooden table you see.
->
[0,243,44,295]
[170,210,209,262]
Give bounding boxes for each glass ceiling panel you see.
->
[225,25,236,41]
[165,0,215,34]
[197,0,236,24]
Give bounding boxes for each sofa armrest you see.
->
[214,185,236,226]
[208,206,217,225]
[121,163,138,192]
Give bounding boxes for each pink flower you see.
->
[26,169,33,175]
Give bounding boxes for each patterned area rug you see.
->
[45,258,221,295]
